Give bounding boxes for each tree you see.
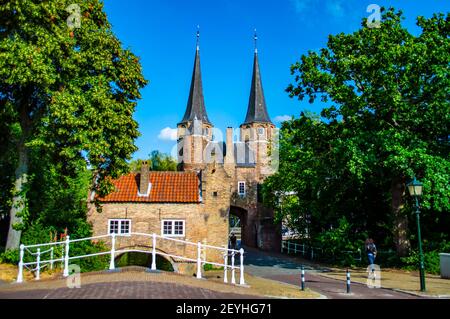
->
[0,0,147,249]
[128,150,177,172]
[270,8,449,256]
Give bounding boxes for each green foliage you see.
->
[265,8,450,259]
[0,248,19,264]
[115,252,174,272]
[203,263,224,271]
[313,217,366,266]
[128,150,177,172]
[0,0,148,247]
[401,241,450,275]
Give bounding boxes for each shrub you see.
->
[401,240,450,275]
[203,263,224,271]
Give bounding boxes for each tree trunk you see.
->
[391,177,411,257]
[5,138,29,250]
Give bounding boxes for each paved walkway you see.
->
[0,280,261,299]
[243,247,423,299]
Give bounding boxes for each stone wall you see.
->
[87,200,229,274]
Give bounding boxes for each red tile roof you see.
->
[99,171,200,203]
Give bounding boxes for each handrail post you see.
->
[17,244,24,283]
[151,233,157,270]
[231,251,236,284]
[63,236,70,277]
[223,251,228,283]
[109,233,116,270]
[36,248,41,281]
[196,242,202,279]
[239,248,245,285]
[50,247,54,270]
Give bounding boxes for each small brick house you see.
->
[87,162,230,274]
[87,34,281,274]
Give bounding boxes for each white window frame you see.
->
[238,181,246,197]
[108,219,131,236]
[161,220,185,237]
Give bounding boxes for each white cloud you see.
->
[274,115,292,122]
[158,127,178,141]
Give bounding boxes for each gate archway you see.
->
[229,206,253,248]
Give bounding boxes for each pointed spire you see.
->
[179,27,212,126]
[254,28,258,54]
[196,25,200,51]
[243,31,272,125]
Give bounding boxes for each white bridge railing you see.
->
[17,232,246,286]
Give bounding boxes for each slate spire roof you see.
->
[243,31,272,125]
[179,29,212,126]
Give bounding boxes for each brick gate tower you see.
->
[177,30,281,252]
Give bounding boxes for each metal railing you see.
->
[281,240,362,262]
[17,232,246,286]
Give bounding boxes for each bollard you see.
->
[36,248,41,281]
[151,233,157,270]
[17,244,24,283]
[346,269,351,293]
[63,236,70,277]
[239,248,245,285]
[109,233,116,270]
[301,265,305,291]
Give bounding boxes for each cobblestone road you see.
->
[0,280,263,299]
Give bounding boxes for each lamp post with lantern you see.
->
[406,176,426,292]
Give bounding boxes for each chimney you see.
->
[225,127,235,164]
[139,160,150,196]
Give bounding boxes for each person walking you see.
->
[365,238,377,277]
[230,232,237,251]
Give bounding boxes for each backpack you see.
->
[367,243,377,254]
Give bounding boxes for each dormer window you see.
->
[137,183,151,197]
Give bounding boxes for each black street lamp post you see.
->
[406,176,426,292]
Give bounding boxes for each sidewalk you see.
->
[317,266,450,298]
[263,248,450,298]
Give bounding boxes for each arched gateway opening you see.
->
[229,206,255,248]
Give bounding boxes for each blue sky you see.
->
[102,0,450,160]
